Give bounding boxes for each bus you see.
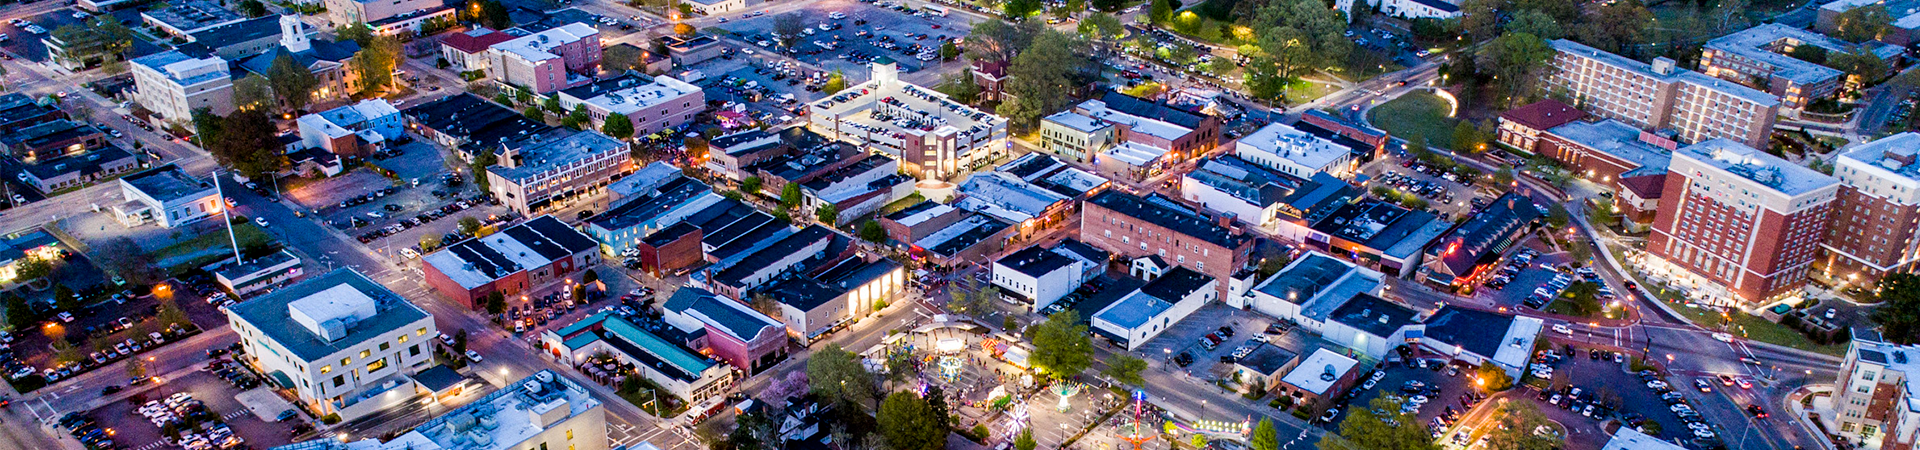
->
[921,4,949,16]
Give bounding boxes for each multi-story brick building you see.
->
[421,215,601,309]
[1534,119,1677,183]
[485,23,601,94]
[1073,91,1222,161]
[484,131,634,215]
[1700,24,1902,109]
[1495,99,1586,153]
[1817,132,1920,290]
[1831,329,1920,449]
[1547,39,1781,149]
[1648,139,1839,304]
[1081,190,1253,298]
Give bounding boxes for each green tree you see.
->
[741,177,764,195]
[602,114,635,139]
[878,392,948,450]
[947,278,995,316]
[485,291,506,315]
[1874,273,1920,344]
[940,41,961,61]
[1569,0,1652,54]
[1545,202,1570,229]
[238,0,269,17]
[1453,121,1488,153]
[1835,4,1893,42]
[1478,32,1555,107]
[1005,0,1043,18]
[1485,402,1559,450]
[1014,429,1037,450]
[211,109,287,180]
[1829,45,1889,81]
[1250,418,1279,450]
[1317,396,1438,450]
[780,183,803,209]
[1790,45,1830,65]
[964,20,1041,62]
[523,106,545,121]
[232,74,274,112]
[816,204,839,226]
[126,357,148,379]
[95,237,158,285]
[459,216,484,235]
[566,105,591,130]
[4,294,33,330]
[1149,0,1173,23]
[773,13,806,47]
[1504,10,1562,40]
[823,71,847,94]
[1102,354,1147,385]
[1030,310,1093,378]
[1493,167,1515,186]
[1476,363,1514,391]
[1079,13,1124,40]
[859,221,888,243]
[480,0,512,29]
[420,234,443,251]
[604,44,643,73]
[936,73,981,105]
[353,34,403,93]
[807,344,876,408]
[1091,0,1125,11]
[53,285,78,312]
[14,258,52,282]
[998,29,1094,130]
[267,53,318,112]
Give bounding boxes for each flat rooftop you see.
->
[1546,119,1674,173]
[810,64,1004,139]
[1552,39,1780,107]
[1087,190,1246,249]
[1237,122,1349,171]
[1095,267,1212,329]
[410,370,601,450]
[225,269,430,362]
[1281,348,1357,395]
[1677,138,1837,196]
[1706,24,1902,85]
[122,164,214,203]
[143,0,246,32]
[487,131,627,181]
[1840,132,1920,185]
[492,23,597,62]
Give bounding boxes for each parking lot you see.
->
[714,0,975,80]
[1526,343,1733,449]
[74,366,301,450]
[1128,303,1279,378]
[1334,354,1486,439]
[5,272,228,391]
[1359,152,1490,218]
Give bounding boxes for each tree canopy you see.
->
[1317,396,1439,450]
[1874,274,1920,344]
[1030,310,1094,378]
[877,392,948,450]
[807,344,876,408]
[267,54,318,112]
[997,29,1095,130]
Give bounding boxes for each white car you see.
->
[254,217,269,227]
[1711,332,1734,343]
[465,350,483,362]
[1551,324,1572,335]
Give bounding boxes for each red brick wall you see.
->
[1650,173,1831,302]
[639,229,705,276]
[1079,201,1250,297]
[1821,186,1920,286]
[422,262,486,309]
[1538,135,1644,182]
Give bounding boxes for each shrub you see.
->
[320,413,341,424]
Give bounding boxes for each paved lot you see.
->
[1126,303,1275,378]
[1336,356,1481,438]
[1357,152,1490,219]
[82,368,299,450]
[1475,241,1572,310]
[715,0,975,79]
[9,278,225,386]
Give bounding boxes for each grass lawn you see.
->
[1605,246,1848,356]
[151,221,273,272]
[1284,80,1340,106]
[1369,92,1457,148]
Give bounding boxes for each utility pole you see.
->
[211,170,243,263]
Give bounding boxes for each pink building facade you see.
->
[485,23,602,94]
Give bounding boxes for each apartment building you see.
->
[483,131,634,215]
[1547,39,1780,149]
[1818,132,1920,289]
[225,269,437,420]
[556,73,705,136]
[1075,91,1222,158]
[1832,329,1920,449]
[1038,111,1113,162]
[440,28,514,72]
[130,49,234,127]
[808,61,1007,179]
[485,23,602,94]
[1081,190,1253,298]
[296,99,403,157]
[1700,24,1902,109]
[1649,139,1839,304]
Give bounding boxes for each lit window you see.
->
[320,365,331,374]
[360,350,371,359]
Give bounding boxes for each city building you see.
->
[703,225,847,299]
[911,213,1014,266]
[1300,199,1453,277]
[141,0,248,37]
[1547,39,1780,149]
[1299,109,1389,156]
[704,127,823,180]
[440,28,515,72]
[1181,154,1356,229]
[1535,119,1677,184]
[1075,91,1221,160]
[1616,173,1667,227]
[485,23,602,94]
[1244,252,1385,332]
[0,230,59,283]
[632,198,775,276]
[1496,99,1587,153]
[4,119,107,163]
[1700,24,1902,109]
[556,73,705,136]
[880,201,966,245]
[994,152,1112,199]
[224,269,437,420]
[275,370,607,450]
[1082,190,1253,297]
[1418,192,1545,291]
[130,49,234,127]
[186,15,286,60]
[325,0,445,31]
[401,93,555,157]
[663,34,724,66]
[759,256,905,343]
[0,93,68,134]
[1039,111,1114,162]
[661,287,787,372]
[583,174,722,258]
[1830,329,1920,449]
[681,0,745,15]
[421,216,601,309]
[798,154,914,226]
[954,172,1074,237]
[483,131,635,215]
[213,249,303,295]
[19,145,139,194]
[1322,293,1419,359]
[1235,122,1358,180]
[233,16,362,107]
[540,311,735,403]
[1334,0,1460,19]
[1091,267,1216,350]
[112,164,221,228]
[1818,0,1920,46]
[1817,132,1920,290]
[1231,344,1300,394]
[1600,428,1688,450]
[1414,306,1543,378]
[808,61,1007,179]
[1276,348,1360,414]
[1649,139,1839,304]
[297,99,404,157]
[991,241,1107,312]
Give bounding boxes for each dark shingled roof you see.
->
[1098,91,1207,130]
[1088,190,1246,248]
[403,94,555,149]
[1501,99,1587,131]
[1140,267,1214,302]
[1618,174,1667,199]
[663,287,782,343]
[1427,192,1542,277]
[1421,306,1515,359]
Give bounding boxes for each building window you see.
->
[410,344,421,356]
[341,357,351,366]
[417,327,427,336]
[320,365,331,374]
[360,350,371,359]
[332,375,345,387]
[366,358,387,373]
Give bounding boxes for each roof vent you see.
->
[1319,365,1336,382]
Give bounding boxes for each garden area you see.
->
[1367,92,1458,150]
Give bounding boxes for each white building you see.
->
[289,370,609,450]
[1335,0,1461,19]
[112,164,221,228]
[1243,253,1384,331]
[213,249,303,295]
[990,243,1101,311]
[224,269,437,420]
[556,75,706,137]
[1092,267,1216,350]
[129,50,234,127]
[1414,306,1544,378]
[808,61,1008,179]
[297,99,403,156]
[682,0,745,15]
[1235,122,1356,180]
[1319,293,1419,360]
[1599,428,1688,450]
